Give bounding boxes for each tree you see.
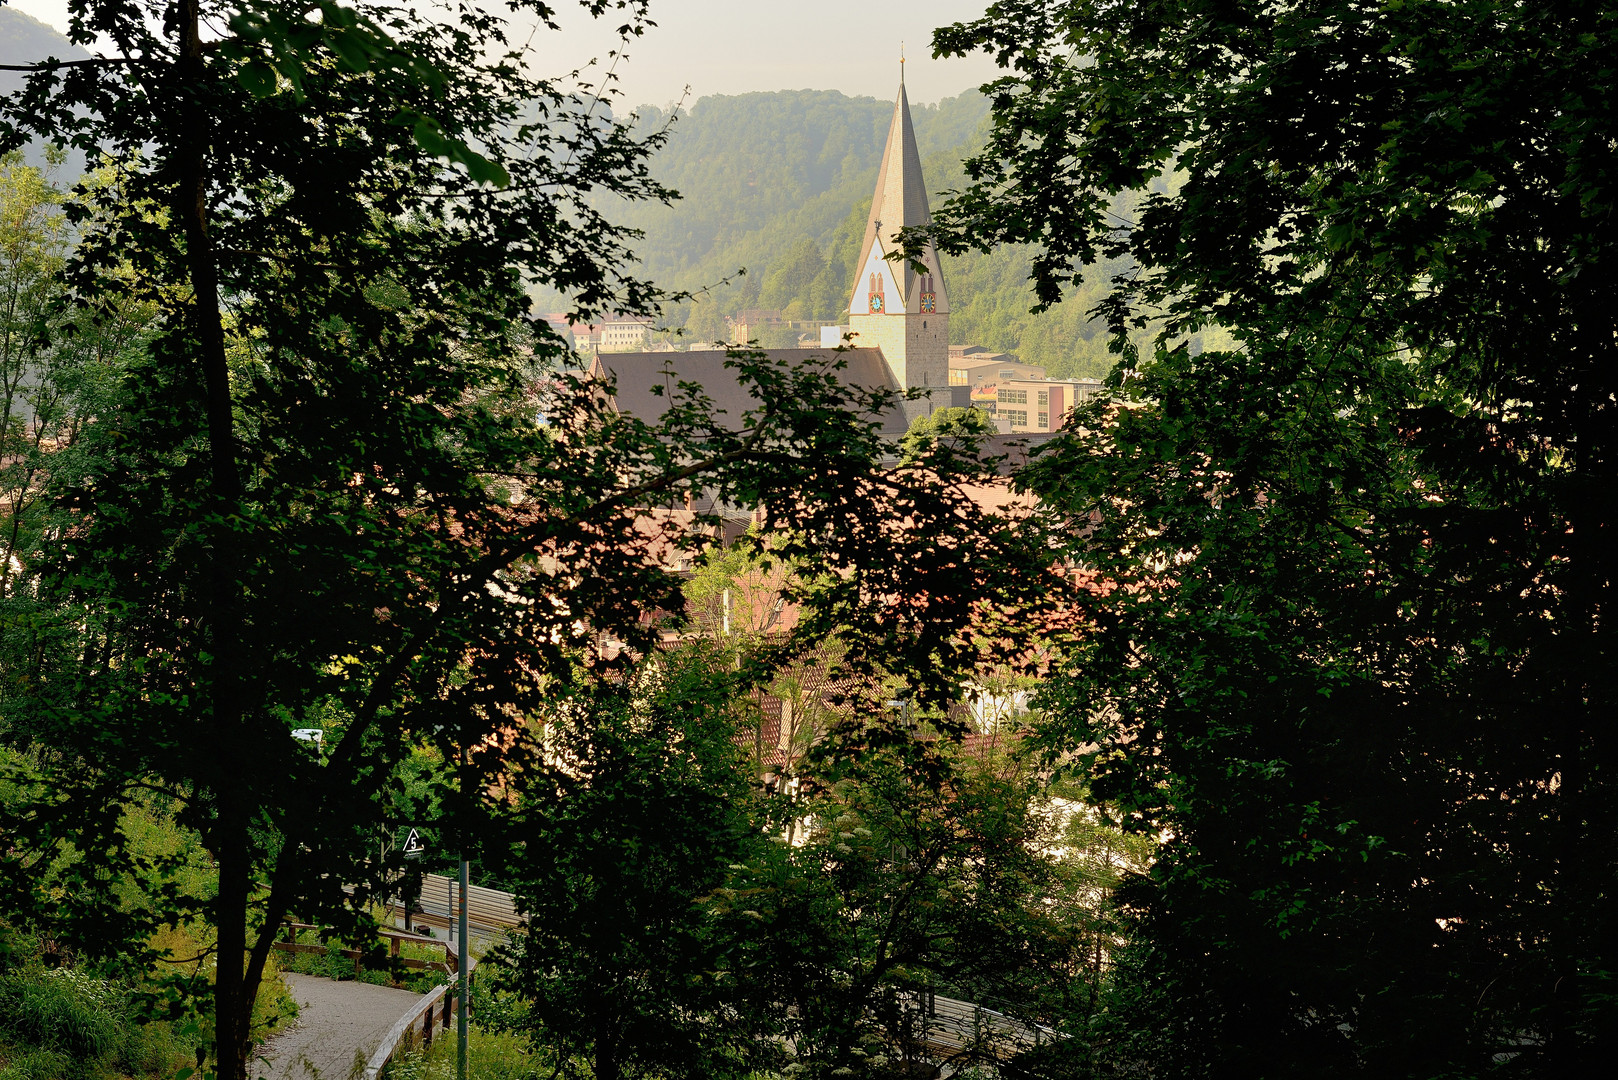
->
[498,647,763,1080]
[0,5,1032,1079]
[926,1,1618,1074]
[0,150,68,593]
[897,405,996,467]
[760,238,827,322]
[711,734,1085,1079]
[683,294,731,348]
[0,152,151,599]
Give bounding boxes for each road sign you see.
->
[399,827,428,859]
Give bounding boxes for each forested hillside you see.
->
[0,8,83,78]
[562,89,1155,379]
[0,10,89,174]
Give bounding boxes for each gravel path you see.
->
[255,973,425,1080]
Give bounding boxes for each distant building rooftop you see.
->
[591,348,910,435]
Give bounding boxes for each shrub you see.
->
[0,924,35,976]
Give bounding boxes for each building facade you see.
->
[982,378,1105,433]
[599,318,654,352]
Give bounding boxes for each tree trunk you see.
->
[594,1018,620,1080]
[213,816,253,1080]
[175,2,251,1076]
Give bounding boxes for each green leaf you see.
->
[238,60,278,99]
[326,31,376,73]
[412,117,452,158]
[456,149,511,189]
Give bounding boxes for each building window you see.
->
[1037,390,1048,407]
[1038,412,1049,428]
[1003,409,1028,426]
[998,389,1028,404]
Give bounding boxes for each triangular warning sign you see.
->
[401,828,426,858]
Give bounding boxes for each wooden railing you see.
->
[270,922,459,982]
[904,990,1063,1062]
[360,958,477,1080]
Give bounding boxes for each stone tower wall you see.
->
[849,311,948,391]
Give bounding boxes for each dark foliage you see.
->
[927,1,1618,1076]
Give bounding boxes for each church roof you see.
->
[851,78,949,313]
[592,348,910,435]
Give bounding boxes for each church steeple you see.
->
[850,80,949,322]
[848,76,949,404]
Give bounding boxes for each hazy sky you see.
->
[8,0,1006,107]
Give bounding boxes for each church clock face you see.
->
[867,271,885,313]
[869,293,884,313]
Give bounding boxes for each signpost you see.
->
[389,822,464,1074]
[399,828,427,859]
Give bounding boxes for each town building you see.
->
[592,73,959,427]
[598,317,655,352]
[948,349,1048,389]
[979,378,1105,433]
[569,323,601,353]
[842,76,952,421]
[539,314,576,352]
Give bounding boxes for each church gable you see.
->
[853,243,904,316]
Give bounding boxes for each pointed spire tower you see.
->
[848,67,949,410]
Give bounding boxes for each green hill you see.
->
[556,88,1144,379]
[1,8,91,173]
[0,7,84,75]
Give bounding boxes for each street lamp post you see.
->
[457,740,470,1080]
[458,854,469,1080]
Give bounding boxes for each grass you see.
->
[385,1028,549,1080]
[0,927,297,1080]
[0,966,199,1080]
